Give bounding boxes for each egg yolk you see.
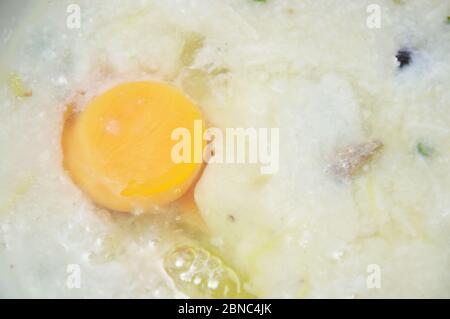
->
[62,81,204,213]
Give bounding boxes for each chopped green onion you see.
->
[180,32,204,66]
[0,174,36,215]
[417,142,433,157]
[253,0,267,3]
[8,72,32,98]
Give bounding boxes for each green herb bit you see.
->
[0,174,36,215]
[180,33,204,67]
[417,142,433,157]
[8,72,32,98]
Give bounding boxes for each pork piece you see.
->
[329,140,383,178]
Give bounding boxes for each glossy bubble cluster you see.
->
[164,245,251,298]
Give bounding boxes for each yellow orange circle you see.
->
[62,81,204,213]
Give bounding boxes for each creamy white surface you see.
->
[1,0,450,298]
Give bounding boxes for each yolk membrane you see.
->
[62,81,204,213]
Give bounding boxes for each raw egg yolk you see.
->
[62,81,204,213]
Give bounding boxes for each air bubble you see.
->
[164,245,253,298]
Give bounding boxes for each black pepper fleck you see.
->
[396,49,412,69]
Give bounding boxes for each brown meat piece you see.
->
[329,140,383,178]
